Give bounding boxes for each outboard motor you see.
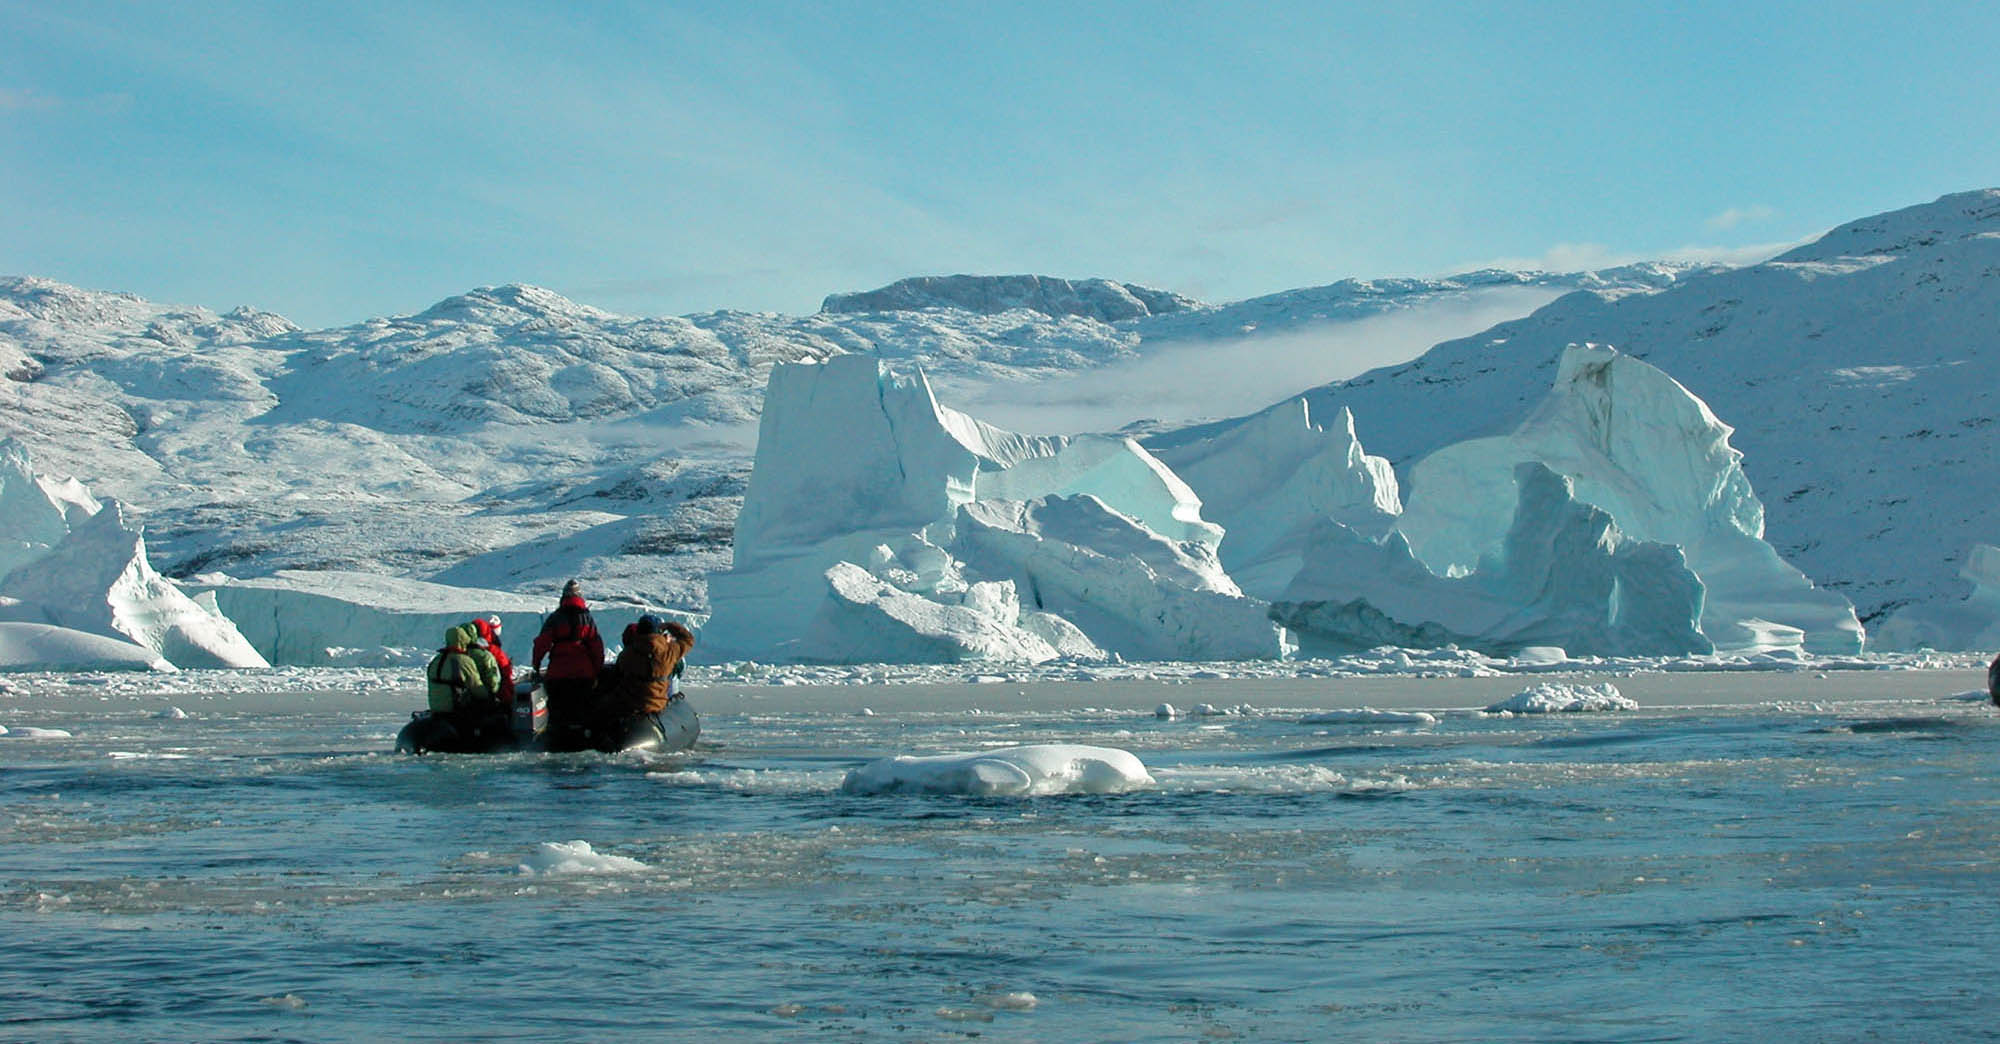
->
[513,679,549,745]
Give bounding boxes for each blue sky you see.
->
[5,1,1997,328]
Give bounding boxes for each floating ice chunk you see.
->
[1513,646,1568,665]
[977,991,1038,1011]
[3,726,75,739]
[840,743,1154,796]
[1300,709,1439,725]
[1486,682,1636,714]
[259,994,308,1011]
[1190,703,1222,716]
[155,706,189,719]
[1154,702,1177,719]
[0,621,176,672]
[517,840,651,875]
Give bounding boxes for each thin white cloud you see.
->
[952,287,1562,436]
[1705,204,1779,231]
[1656,238,1804,267]
[0,87,57,111]
[0,87,130,114]
[1461,236,1804,275]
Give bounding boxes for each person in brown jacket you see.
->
[596,614,695,724]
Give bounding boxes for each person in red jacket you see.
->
[470,615,515,703]
[531,580,604,735]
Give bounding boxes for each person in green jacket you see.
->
[426,622,508,746]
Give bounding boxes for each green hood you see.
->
[443,623,475,648]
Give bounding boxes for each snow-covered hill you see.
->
[821,274,1199,321]
[1160,189,2000,631]
[0,264,1667,618]
[10,183,1985,659]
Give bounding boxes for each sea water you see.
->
[3,667,1998,1042]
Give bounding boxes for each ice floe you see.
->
[840,743,1154,796]
[517,840,651,875]
[1299,709,1439,725]
[2,725,75,739]
[1485,682,1637,714]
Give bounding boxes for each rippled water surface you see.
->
[4,670,1998,1041]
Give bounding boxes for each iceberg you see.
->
[1153,399,1400,599]
[729,353,1063,565]
[1393,344,1861,654]
[977,434,1221,547]
[0,439,101,579]
[1249,192,2000,638]
[0,620,174,672]
[1275,463,1709,658]
[0,442,266,670]
[705,355,1285,663]
[954,495,1281,661]
[0,502,269,669]
[802,561,1067,665]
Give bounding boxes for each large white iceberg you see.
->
[0,620,174,672]
[0,503,269,669]
[1153,399,1401,599]
[0,443,266,670]
[705,354,1285,663]
[1275,463,1709,657]
[0,439,101,579]
[1393,344,1861,654]
[954,495,1280,661]
[802,561,1069,665]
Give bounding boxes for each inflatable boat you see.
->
[395,681,700,755]
[539,697,701,754]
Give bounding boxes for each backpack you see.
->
[428,651,476,712]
